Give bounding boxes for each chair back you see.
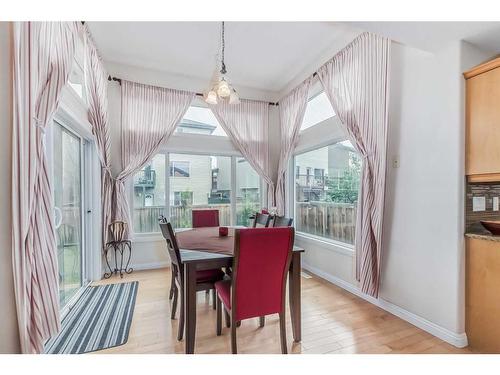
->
[159,222,182,270]
[192,209,220,228]
[232,227,294,321]
[273,216,293,227]
[57,223,77,247]
[252,212,272,228]
[109,221,127,242]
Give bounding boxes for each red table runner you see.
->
[176,227,235,255]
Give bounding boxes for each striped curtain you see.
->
[210,100,275,207]
[82,25,114,247]
[317,32,391,298]
[12,22,79,353]
[275,78,311,216]
[113,81,194,236]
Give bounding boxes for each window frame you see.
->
[288,105,357,251]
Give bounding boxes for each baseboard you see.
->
[301,262,468,348]
[129,261,169,271]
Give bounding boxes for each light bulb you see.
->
[205,90,218,105]
[217,79,231,98]
[229,89,240,105]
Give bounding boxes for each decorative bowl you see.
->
[480,220,500,235]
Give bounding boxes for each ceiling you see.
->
[87,22,362,94]
[346,22,500,53]
[87,22,500,96]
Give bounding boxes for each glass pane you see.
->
[235,158,261,226]
[133,154,166,233]
[68,59,84,99]
[169,154,231,228]
[175,106,227,136]
[295,141,361,244]
[53,123,82,307]
[301,91,335,131]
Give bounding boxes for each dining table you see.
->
[175,226,305,354]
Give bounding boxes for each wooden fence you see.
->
[134,201,357,244]
[133,204,234,233]
[295,202,357,244]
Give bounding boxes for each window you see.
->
[169,153,232,228]
[301,91,335,131]
[235,157,261,226]
[170,160,190,177]
[133,154,166,233]
[294,140,361,244]
[175,105,227,136]
[131,153,263,233]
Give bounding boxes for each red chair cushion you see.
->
[196,268,225,283]
[215,279,231,309]
[192,209,220,228]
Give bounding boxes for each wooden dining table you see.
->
[175,226,305,354]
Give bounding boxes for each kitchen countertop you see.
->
[465,232,500,242]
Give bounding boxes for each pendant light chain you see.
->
[220,21,227,75]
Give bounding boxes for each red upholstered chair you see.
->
[159,222,225,341]
[214,227,294,354]
[192,209,220,228]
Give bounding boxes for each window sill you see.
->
[295,232,355,256]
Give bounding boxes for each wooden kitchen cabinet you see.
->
[466,237,500,352]
[465,57,500,180]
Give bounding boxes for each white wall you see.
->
[0,21,20,353]
[300,39,497,347]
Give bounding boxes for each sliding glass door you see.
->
[52,121,87,308]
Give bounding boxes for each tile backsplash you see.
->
[466,183,500,233]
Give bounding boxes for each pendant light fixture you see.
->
[205,22,240,105]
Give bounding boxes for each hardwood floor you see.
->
[93,268,472,354]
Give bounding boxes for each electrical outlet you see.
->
[392,155,400,168]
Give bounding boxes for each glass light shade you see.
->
[205,90,218,105]
[229,89,240,105]
[217,79,231,98]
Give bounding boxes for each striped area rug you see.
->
[44,281,139,354]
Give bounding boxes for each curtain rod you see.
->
[107,75,278,106]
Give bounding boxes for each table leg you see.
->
[184,263,197,354]
[288,252,301,342]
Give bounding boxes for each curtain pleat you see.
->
[209,100,275,207]
[317,32,391,298]
[12,21,79,353]
[275,79,311,215]
[113,81,194,237]
[82,24,114,247]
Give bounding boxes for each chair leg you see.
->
[279,312,287,354]
[212,289,216,310]
[231,319,237,354]
[169,269,175,300]
[170,285,178,320]
[259,316,265,328]
[224,308,231,328]
[216,295,222,336]
[177,287,185,341]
